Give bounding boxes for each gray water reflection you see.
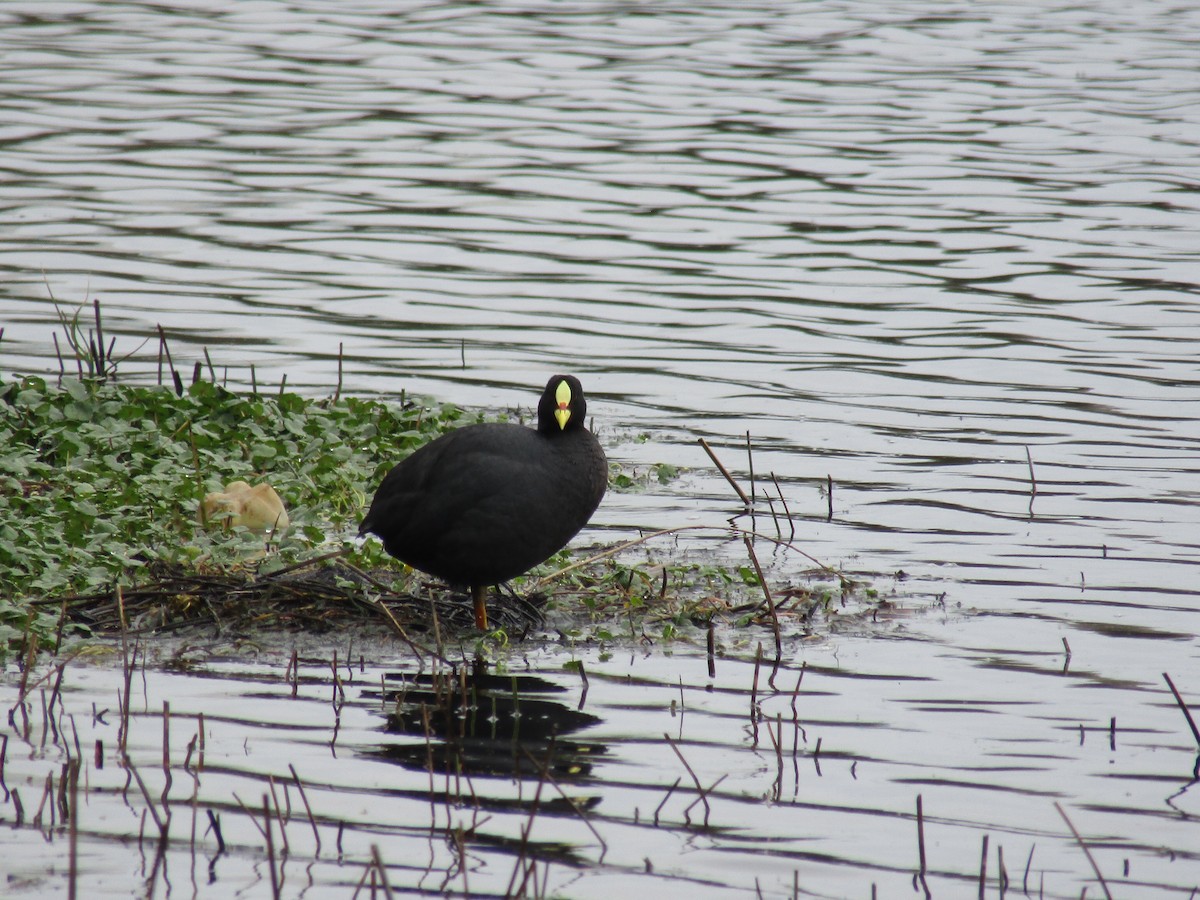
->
[2,0,1200,895]
[2,638,1198,898]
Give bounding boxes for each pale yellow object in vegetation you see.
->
[201,481,289,534]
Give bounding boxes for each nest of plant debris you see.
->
[37,558,547,639]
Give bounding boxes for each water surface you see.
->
[2,1,1199,896]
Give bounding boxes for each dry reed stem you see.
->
[978,833,988,900]
[698,437,751,506]
[915,794,931,899]
[263,794,281,900]
[742,535,782,683]
[663,733,714,828]
[289,764,322,856]
[1162,672,1200,750]
[653,777,681,827]
[1054,802,1113,900]
[370,844,397,900]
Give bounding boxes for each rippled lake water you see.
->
[2,1,1200,897]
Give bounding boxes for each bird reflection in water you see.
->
[368,659,606,788]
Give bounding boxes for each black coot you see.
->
[359,375,607,629]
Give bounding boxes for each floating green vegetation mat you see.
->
[0,369,476,655]
[0,304,891,663]
[0,367,878,660]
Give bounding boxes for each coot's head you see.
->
[538,374,588,434]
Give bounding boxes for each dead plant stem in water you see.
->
[1162,672,1200,751]
[916,794,931,900]
[663,732,715,828]
[1054,802,1113,900]
[743,535,782,686]
[697,437,751,506]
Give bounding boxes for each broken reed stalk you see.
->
[663,733,713,827]
[268,777,290,857]
[16,631,36,710]
[1054,802,1113,900]
[743,535,782,681]
[746,431,755,505]
[116,585,134,754]
[1025,445,1037,517]
[68,755,79,900]
[91,298,105,376]
[0,733,9,802]
[750,643,762,747]
[826,474,833,521]
[707,621,716,678]
[263,795,281,900]
[123,752,168,838]
[698,438,751,506]
[765,494,782,539]
[334,342,344,404]
[916,794,931,900]
[161,701,172,812]
[916,793,927,872]
[653,777,681,827]
[286,764,322,855]
[370,844,397,900]
[764,714,783,801]
[682,773,726,825]
[978,834,988,900]
[789,665,805,729]
[770,471,796,542]
[576,660,589,711]
[156,325,183,395]
[1162,672,1200,750]
[205,809,226,854]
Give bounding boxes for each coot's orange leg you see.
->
[472,583,489,630]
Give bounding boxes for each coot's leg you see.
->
[471,583,489,630]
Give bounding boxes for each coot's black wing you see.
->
[361,422,605,586]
